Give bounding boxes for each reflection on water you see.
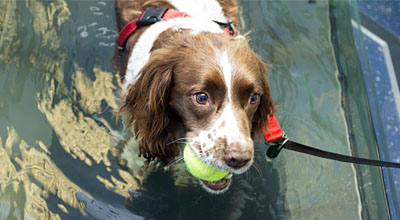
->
[0,0,386,219]
[0,0,137,219]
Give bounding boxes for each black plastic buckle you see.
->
[136,8,168,27]
[266,133,289,158]
[213,20,236,35]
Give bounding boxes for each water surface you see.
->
[0,0,388,219]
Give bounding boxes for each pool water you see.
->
[0,0,390,219]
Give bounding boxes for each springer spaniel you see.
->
[113,0,275,194]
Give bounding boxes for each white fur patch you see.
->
[220,51,233,101]
[168,0,228,23]
[123,17,224,88]
[188,52,252,174]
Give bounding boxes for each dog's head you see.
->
[119,31,274,193]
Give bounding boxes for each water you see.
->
[0,0,389,219]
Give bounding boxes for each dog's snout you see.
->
[223,143,252,169]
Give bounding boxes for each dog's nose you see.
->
[224,144,252,169]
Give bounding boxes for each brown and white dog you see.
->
[113,0,275,194]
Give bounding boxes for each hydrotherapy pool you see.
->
[0,0,398,219]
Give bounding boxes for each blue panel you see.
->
[357,0,400,36]
[353,25,400,218]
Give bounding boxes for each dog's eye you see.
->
[194,93,209,105]
[249,93,260,105]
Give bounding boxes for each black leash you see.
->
[266,135,400,168]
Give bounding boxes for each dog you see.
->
[113,0,275,194]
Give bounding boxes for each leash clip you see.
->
[266,133,288,158]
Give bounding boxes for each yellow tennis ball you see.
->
[183,143,229,182]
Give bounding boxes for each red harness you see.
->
[117,8,235,50]
[117,8,189,50]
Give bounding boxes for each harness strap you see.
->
[117,8,189,50]
[117,8,235,50]
[265,115,400,168]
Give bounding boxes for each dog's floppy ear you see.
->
[252,57,275,137]
[118,49,179,162]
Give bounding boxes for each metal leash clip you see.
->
[266,133,289,158]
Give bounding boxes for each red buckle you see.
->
[264,115,284,143]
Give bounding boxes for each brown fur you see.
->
[118,36,179,161]
[216,0,239,29]
[112,0,176,81]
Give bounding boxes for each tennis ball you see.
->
[183,143,229,182]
